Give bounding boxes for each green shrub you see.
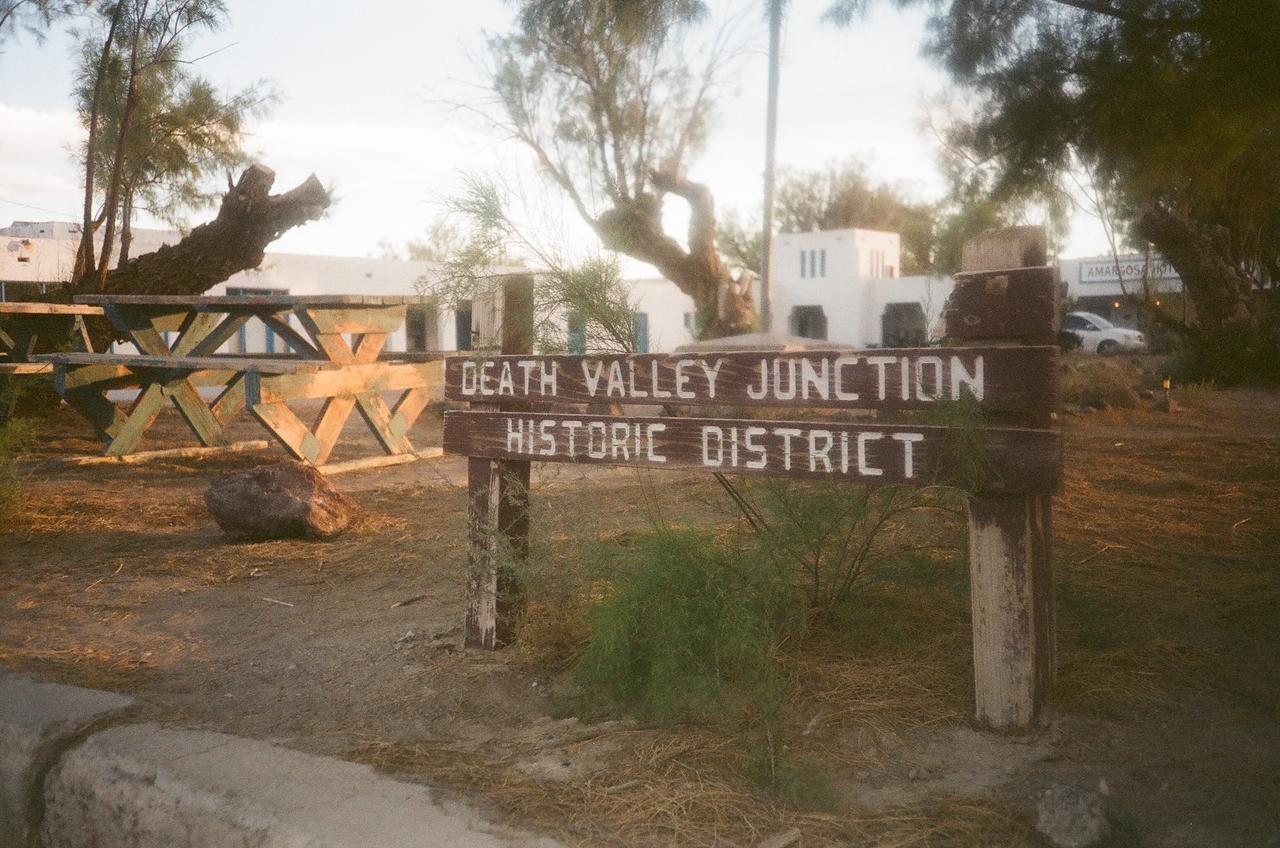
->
[745,737,837,809]
[0,417,35,529]
[574,528,803,724]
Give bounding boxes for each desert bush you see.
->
[746,481,928,616]
[1061,356,1143,409]
[573,528,803,724]
[1170,379,1216,408]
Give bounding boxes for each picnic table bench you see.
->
[37,294,442,465]
[0,302,103,375]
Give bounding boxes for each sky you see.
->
[0,1,1109,272]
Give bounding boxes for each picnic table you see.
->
[36,294,442,465]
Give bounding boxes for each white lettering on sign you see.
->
[456,354,986,404]
[493,417,929,481]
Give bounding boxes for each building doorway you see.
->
[789,305,828,340]
[405,303,438,352]
[455,302,474,352]
[881,302,926,347]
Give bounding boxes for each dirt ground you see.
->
[2,386,1278,847]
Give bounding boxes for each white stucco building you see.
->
[764,228,952,348]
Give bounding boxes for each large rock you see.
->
[204,460,357,540]
[1036,782,1111,848]
[0,670,133,848]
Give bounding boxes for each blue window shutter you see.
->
[820,249,827,277]
[633,313,649,353]
[567,312,586,354]
[800,251,806,279]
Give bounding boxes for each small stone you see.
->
[392,630,420,650]
[908,768,920,780]
[1005,765,1017,775]
[1037,782,1111,848]
[205,460,358,540]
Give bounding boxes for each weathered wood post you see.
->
[948,226,1058,729]
[466,274,535,649]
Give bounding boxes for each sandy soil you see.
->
[2,387,1278,846]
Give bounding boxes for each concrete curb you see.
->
[0,671,135,848]
[1,670,561,848]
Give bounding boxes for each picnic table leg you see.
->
[104,383,169,456]
[354,392,414,455]
[212,374,247,426]
[251,400,323,464]
[61,387,128,442]
[311,396,357,464]
[164,379,229,447]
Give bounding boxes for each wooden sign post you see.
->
[949,228,1056,729]
[448,232,1060,728]
[465,275,534,650]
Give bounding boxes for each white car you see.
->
[1062,311,1147,354]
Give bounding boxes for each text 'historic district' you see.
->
[443,412,1062,492]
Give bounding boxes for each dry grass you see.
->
[4,388,1279,846]
[350,732,1041,847]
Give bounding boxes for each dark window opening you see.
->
[455,302,474,352]
[789,305,828,340]
[881,302,927,347]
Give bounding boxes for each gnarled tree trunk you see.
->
[73,163,330,302]
[595,169,755,339]
[1136,204,1278,382]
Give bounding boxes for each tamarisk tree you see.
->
[72,0,272,286]
[482,0,755,338]
[826,0,1280,380]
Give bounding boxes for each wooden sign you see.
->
[443,346,1058,416]
[445,411,1059,493]
[453,240,1062,734]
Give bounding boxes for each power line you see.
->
[0,196,78,220]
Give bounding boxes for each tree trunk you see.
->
[74,2,125,282]
[94,1,147,288]
[594,170,755,339]
[1135,203,1278,381]
[73,164,330,302]
[117,186,133,267]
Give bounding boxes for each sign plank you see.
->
[443,346,1057,417]
[444,411,1061,494]
[944,267,1058,345]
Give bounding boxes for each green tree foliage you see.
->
[0,0,80,46]
[73,0,271,279]
[424,174,641,354]
[723,160,940,275]
[827,0,1280,380]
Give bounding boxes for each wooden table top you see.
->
[34,351,327,374]
[0,302,104,316]
[73,294,418,307]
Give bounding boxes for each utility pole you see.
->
[760,0,783,334]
